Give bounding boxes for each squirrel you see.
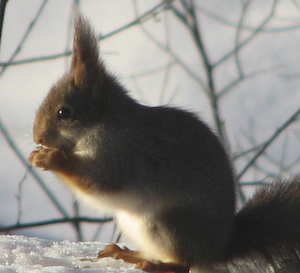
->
[29,14,300,273]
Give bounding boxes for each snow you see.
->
[0,235,143,273]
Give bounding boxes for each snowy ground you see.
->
[0,235,143,273]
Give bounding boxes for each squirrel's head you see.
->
[33,14,107,155]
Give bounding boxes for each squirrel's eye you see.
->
[57,107,72,119]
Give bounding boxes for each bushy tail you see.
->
[220,177,300,272]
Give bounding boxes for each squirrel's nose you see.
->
[33,123,56,146]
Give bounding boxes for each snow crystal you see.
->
[0,235,144,272]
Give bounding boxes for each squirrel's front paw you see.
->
[29,146,66,171]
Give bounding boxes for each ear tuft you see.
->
[71,13,104,85]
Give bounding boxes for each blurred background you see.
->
[0,0,300,243]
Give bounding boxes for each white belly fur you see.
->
[116,210,176,263]
[63,177,177,263]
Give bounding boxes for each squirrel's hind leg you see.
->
[98,244,189,273]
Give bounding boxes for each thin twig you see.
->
[16,169,30,225]
[92,223,104,241]
[261,134,300,176]
[128,62,176,79]
[186,0,226,143]
[197,4,300,33]
[0,217,113,233]
[0,51,72,67]
[0,119,70,219]
[233,142,265,161]
[237,107,300,180]
[168,86,180,104]
[237,121,278,180]
[234,0,252,78]
[159,61,173,104]
[0,0,49,78]
[239,181,270,186]
[0,1,167,68]
[133,0,207,92]
[213,0,278,69]
[170,5,189,26]
[218,66,278,98]
[73,200,83,241]
[100,1,169,41]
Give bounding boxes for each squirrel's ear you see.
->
[71,14,104,86]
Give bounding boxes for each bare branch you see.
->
[128,62,176,80]
[0,119,70,219]
[170,4,189,26]
[16,170,30,225]
[233,142,265,161]
[64,0,80,69]
[279,73,300,79]
[0,1,168,68]
[0,0,49,78]
[133,0,207,92]
[100,1,170,41]
[218,66,278,98]
[239,181,270,186]
[182,0,226,143]
[0,217,113,233]
[237,107,300,180]
[213,0,278,69]
[196,3,300,33]
[0,51,72,67]
[92,223,104,241]
[73,200,83,241]
[159,61,173,104]
[234,0,252,78]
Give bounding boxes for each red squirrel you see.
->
[29,14,300,272]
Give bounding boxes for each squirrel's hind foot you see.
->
[98,244,189,273]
